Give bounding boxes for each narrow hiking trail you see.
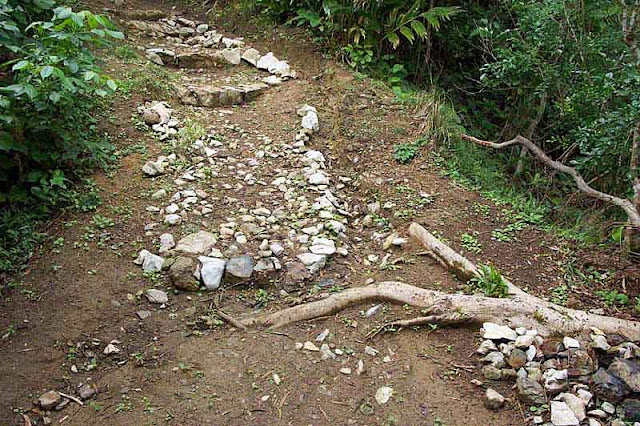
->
[3,1,634,425]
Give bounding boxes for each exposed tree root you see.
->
[238,223,640,340]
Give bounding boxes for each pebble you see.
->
[146,289,168,304]
[303,341,319,352]
[375,386,393,405]
[482,322,517,341]
[38,391,61,410]
[484,388,505,410]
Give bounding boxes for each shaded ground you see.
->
[0,1,635,425]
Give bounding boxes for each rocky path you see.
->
[4,2,637,426]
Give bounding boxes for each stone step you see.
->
[177,83,269,107]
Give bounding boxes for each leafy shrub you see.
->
[0,0,121,275]
[0,0,123,204]
[468,264,509,298]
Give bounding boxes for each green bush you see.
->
[0,0,123,205]
[0,0,121,275]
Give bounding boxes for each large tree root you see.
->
[238,223,640,340]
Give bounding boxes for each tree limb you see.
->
[461,133,640,229]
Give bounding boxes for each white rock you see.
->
[134,250,164,272]
[165,203,180,214]
[103,343,121,355]
[256,52,279,71]
[375,386,393,405]
[297,104,318,117]
[320,344,335,360]
[301,111,319,132]
[316,329,330,342]
[164,214,181,225]
[339,368,351,375]
[308,172,329,185]
[269,242,285,256]
[364,346,379,356]
[159,233,175,253]
[198,257,226,290]
[563,336,580,349]
[297,253,326,266]
[309,244,336,255]
[241,48,260,66]
[550,401,579,426]
[559,392,586,421]
[477,340,498,355]
[482,322,517,341]
[515,334,535,348]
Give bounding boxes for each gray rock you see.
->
[168,257,198,292]
[591,334,611,351]
[256,52,279,71]
[146,288,168,304]
[482,322,517,341]
[199,257,226,290]
[483,365,502,380]
[550,401,580,426]
[142,160,164,176]
[175,231,217,255]
[241,48,260,66]
[39,391,61,410]
[592,367,628,403]
[219,48,242,65]
[375,386,393,405]
[136,310,151,320]
[196,23,208,33]
[517,376,547,405]
[78,384,97,400]
[159,233,175,253]
[269,242,285,256]
[621,399,640,422]
[477,339,498,355]
[225,256,254,280]
[301,111,319,132]
[484,388,505,410]
[609,358,640,392]
[164,214,181,225]
[483,351,506,369]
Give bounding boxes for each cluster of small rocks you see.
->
[478,322,640,426]
[133,104,361,293]
[138,101,179,141]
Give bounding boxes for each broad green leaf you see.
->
[91,28,105,37]
[40,65,53,78]
[12,60,29,71]
[106,79,117,91]
[105,29,124,39]
[83,70,96,81]
[49,92,61,103]
[95,88,107,97]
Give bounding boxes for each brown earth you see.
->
[0,1,636,425]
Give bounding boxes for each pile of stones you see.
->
[128,14,296,107]
[478,322,640,426]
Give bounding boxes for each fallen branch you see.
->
[58,392,83,406]
[236,223,640,340]
[366,312,470,339]
[216,310,247,331]
[461,133,640,230]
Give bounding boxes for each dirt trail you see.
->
[0,1,602,425]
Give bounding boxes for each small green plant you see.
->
[393,138,428,164]
[468,264,508,298]
[91,214,115,229]
[596,290,629,307]
[460,232,482,253]
[254,288,273,306]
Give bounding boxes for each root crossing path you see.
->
[0,2,630,426]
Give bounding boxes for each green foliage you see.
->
[393,142,419,164]
[596,290,629,307]
[460,232,482,253]
[1,1,123,204]
[468,264,509,298]
[256,0,459,79]
[0,0,119,275]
